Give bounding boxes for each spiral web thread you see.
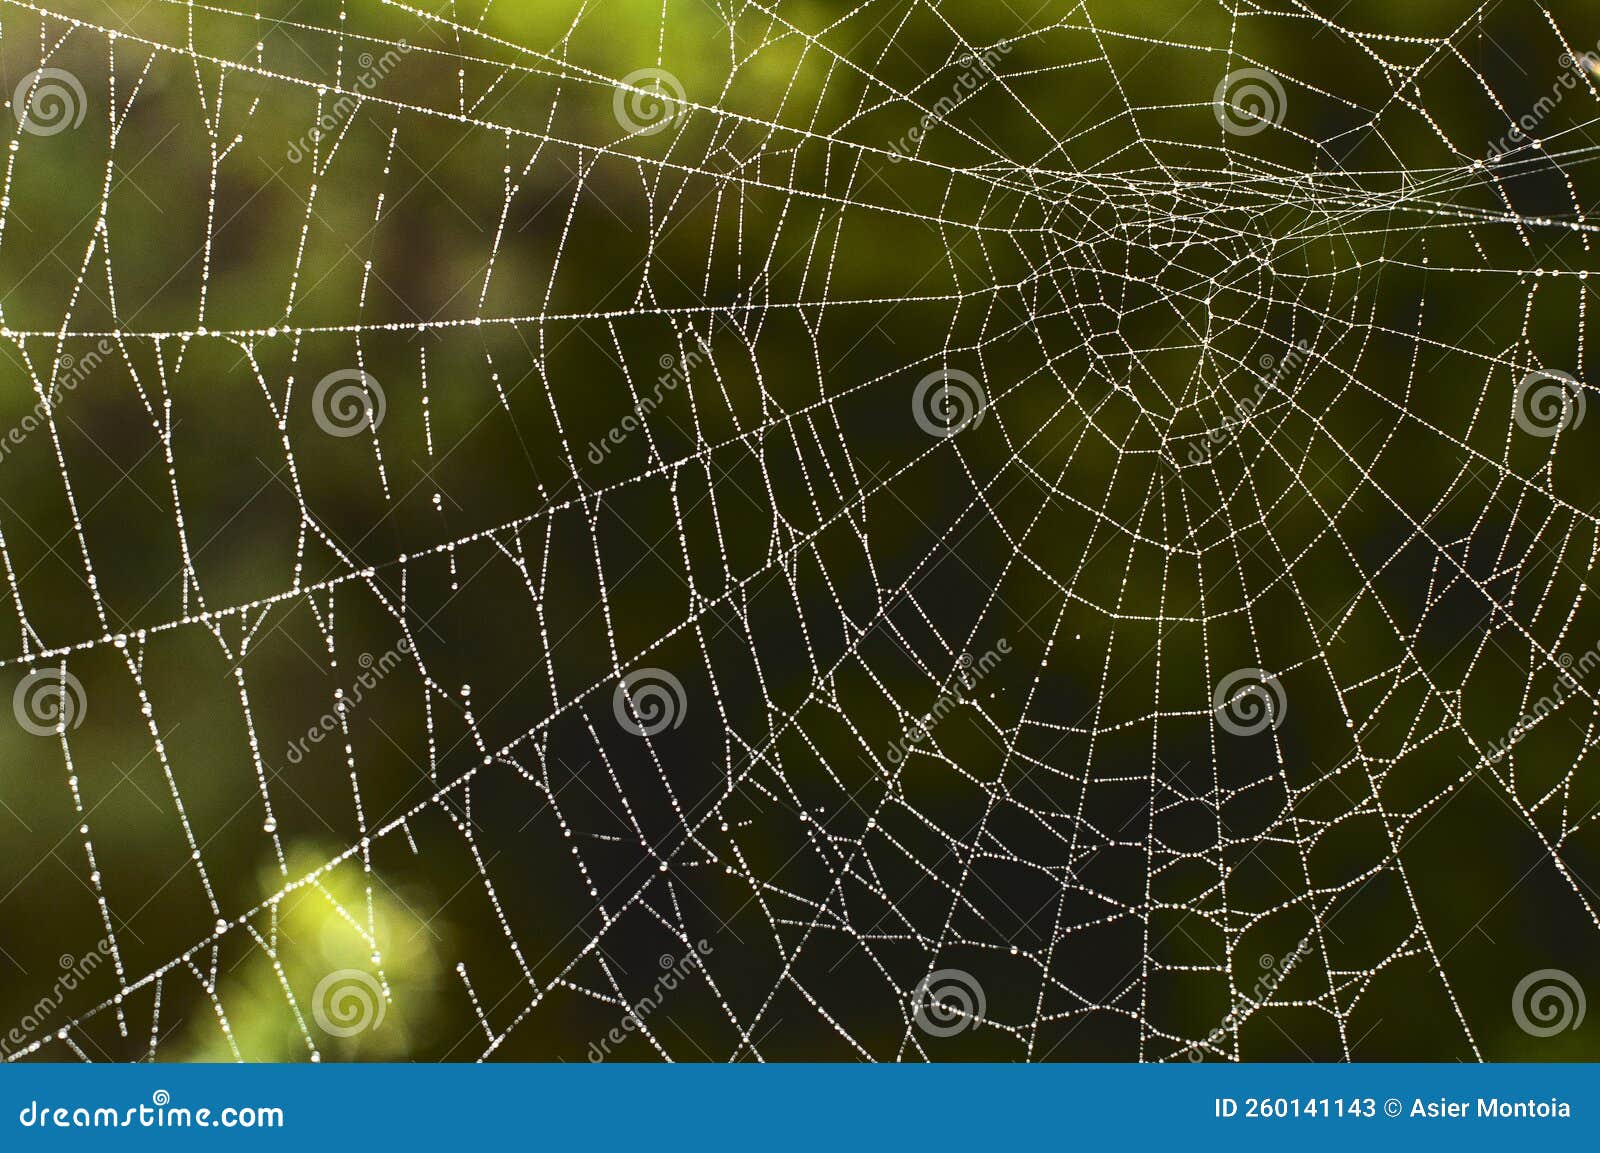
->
[0,0,1598,1062]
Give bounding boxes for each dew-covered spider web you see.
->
[0,0,1598,1062]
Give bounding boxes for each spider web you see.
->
[1,0,1598,1062]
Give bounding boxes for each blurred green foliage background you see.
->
[0,0,1595,1061]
